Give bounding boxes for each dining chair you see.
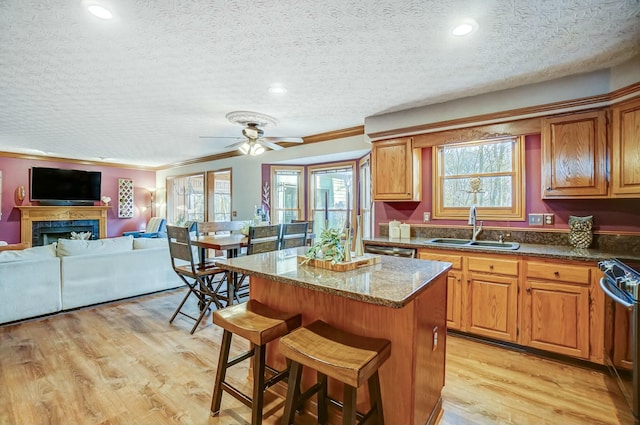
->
[280,222,309,249]
[234,224,282,301]
[166,225,228,334]
[195,221,247,258]
[291,219,314,244]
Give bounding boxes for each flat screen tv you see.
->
[30,167,102,205]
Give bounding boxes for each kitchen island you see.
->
[215,247,452,425]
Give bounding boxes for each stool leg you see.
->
[367,371,384,425]
[317,372,328,425]
[210,330,232,416]
[252,343,266,425]
[342,385,357,425]
[281,361,302,425]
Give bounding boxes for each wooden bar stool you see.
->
[210,300,301,425]
[279,320,391,425]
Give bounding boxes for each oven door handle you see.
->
[599,277,634,308]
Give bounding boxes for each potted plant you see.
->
[303,227,345,265]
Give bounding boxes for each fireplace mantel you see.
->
[17,206,109,246]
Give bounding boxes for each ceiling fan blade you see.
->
[259,140,284,151]
[224,140,247,149]
[199,136,242,139]
[262,137,303,143]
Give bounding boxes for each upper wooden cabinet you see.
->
[371,137,422,201]
[542,110,608,198]
[611,97,640,197]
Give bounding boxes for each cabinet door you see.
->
[446,270,462,330]
[611,97,640,197]
[542,110,608,198]
[465,272,518,342]
[371,137,421,201]
[522,280,590,359]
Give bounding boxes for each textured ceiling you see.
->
[1,0,639,167]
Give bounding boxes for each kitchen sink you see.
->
[424,238,520,250]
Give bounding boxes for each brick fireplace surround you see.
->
[16,206,109,247]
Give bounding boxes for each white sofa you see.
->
[0,236,182,324]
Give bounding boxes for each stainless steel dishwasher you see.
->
[364,244,417,258]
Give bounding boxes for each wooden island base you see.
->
[250,274,447,425]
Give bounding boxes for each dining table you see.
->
[190,234,248,306]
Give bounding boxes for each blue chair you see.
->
[123,217,167,238]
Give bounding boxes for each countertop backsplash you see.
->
[377,223,640,254]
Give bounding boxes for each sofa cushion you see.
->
[0,242,29,251]
[57,236,134,257]
[133,237,168,250]
[0,242,57,263]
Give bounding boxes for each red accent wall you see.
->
[0,156,156,244]
[374,135,640,234]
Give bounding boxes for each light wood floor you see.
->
[0,289,633,425]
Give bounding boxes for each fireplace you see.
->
[16,206,109,247]
[32,220,99,246]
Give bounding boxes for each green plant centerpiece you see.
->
[303,227,345,265]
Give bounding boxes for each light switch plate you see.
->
[528,213,543,226]
[423,212,431,222]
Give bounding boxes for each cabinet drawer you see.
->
[526,261,590,284]
[418,251,462,269]
[467,256,519,276]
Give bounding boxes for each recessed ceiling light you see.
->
[87,5,113,19]
[268,83,287,94]
[452,19,478,36]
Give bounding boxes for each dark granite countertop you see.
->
[364,236,640,262]
[215,246,451,308]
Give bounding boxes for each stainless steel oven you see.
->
[599,259,640,425]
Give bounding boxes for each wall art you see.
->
[118,178,134,218]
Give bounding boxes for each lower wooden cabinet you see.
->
[466,271,519,342]
[446,270,462,330]
[522,260,592,359]
[418,248,604,363]
[521,279,590,358]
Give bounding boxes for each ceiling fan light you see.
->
[239,142,251,155]
[251,144,265,156]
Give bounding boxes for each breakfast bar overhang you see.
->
[216,248,452,424]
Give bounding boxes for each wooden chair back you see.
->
[281,222,309,249]
[196,221,246,236]
[246,224,282,255]
[166,225,197,272]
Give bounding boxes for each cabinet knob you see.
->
[546,186,552,191]
[489,264,494,270]
[526,288,531,293]
[554,271,560,277]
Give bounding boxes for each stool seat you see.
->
[279,320,391,388]
[214,299,301,345]
[211,300,301,425]
[279,320,391,425]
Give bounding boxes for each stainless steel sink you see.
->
[424,238,520,250]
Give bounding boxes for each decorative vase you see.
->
[355,215,364,256]
[568,215,593,249]
[343,227,352,262]
[15,186,26,205]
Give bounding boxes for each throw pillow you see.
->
[57,236,134,257]
[0,242,57,263]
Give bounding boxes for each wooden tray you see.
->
[298,253,381,272]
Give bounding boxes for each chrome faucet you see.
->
[468,204,483,242]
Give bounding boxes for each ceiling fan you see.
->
[200,111,303,155]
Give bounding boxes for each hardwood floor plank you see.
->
[0,289,633,425]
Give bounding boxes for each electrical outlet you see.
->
[544,213,554,225]
[528,213,543,226]
[423,212,431,222]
